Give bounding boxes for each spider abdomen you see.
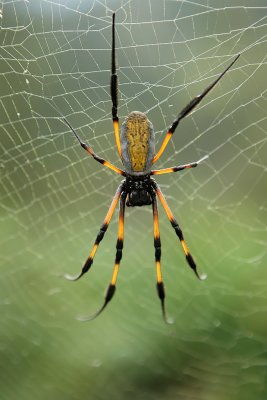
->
[121,111,155,175]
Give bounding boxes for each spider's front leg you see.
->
[110,13,122,159]
[152,54,240,164]
[62,117,125,176]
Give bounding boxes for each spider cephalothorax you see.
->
[63,13,239,322]
[125,175,153,207]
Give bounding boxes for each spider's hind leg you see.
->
[78,191,126,321]
[151,192,171,324]
[153,181,206,281]
[64,183,124,281]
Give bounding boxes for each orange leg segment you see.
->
[64,183,124,281]
[152,193,169,323]
[153,181,205,280]
[152,55,240,164]
[78,192,126,321]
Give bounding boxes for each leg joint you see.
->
[105,284,116,302]
[157,282,165,300]
[115,249,123,264]
[82,258,93,273]
[171,221,183,241]
[116,238,123,250]
[155,247,161,262]
[154,237,161,248]
[95,229,105,244]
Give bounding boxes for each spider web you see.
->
[1,0,267,399]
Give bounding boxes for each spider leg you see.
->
[152,54,240,164]
[110,13,122,159]
[62,117,125,176]
[64,183,124,281]
[151,192,170,324]
[78,192,126,321]
[152,181,206,280]
[151,155,208,175]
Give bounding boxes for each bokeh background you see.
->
[1,1,267,399]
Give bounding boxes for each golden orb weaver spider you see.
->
[63,13,239,322]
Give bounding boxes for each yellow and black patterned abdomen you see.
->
[121,111,155,175]
[126,113,150,171]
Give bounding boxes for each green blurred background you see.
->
[1,1,266,399]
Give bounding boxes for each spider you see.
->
[63,13,239,322]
